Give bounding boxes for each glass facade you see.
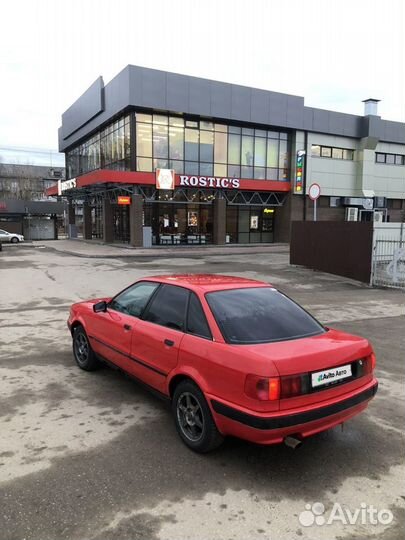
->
[226,206,274,244]
[65,110,290,182]
[66,115,131,178]
[135,113,290,181]
[144,201,213,245]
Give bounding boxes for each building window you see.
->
[136,123,152,161]
[311,145,321,157]
[376,152,404,165]
[395,155,404,165]
[134,113,290,180]
[67,111,291,181]
[343,149,354,160]
[312,144,354,160]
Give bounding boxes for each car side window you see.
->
[109,281,159,317]
[143,284,189,331]
[187,293,212,340]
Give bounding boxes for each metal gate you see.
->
[24,217,56,240]
[371,235,405,289]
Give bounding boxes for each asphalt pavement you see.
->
[0,242,404,540]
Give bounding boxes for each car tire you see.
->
[72,325,99,371]
[11,237,19,243]
[172,380,224,453]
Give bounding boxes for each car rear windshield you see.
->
[206,287,325,344]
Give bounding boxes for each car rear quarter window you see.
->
[143,284,189,332]
[187,293,212,339]
[109,281,159,317]
[206,287,325,344]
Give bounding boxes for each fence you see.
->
[371,223,405,289]
[290,221,373,283]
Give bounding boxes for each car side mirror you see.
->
[93,300,108,313]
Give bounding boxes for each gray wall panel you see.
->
[140,69,166,109]
[303,108,314,131]
[166,73,189,112]
[61,77,104,140]
[328,112,345,135]
[59,64,405,152]
[128,65,143,106]
[59,67,131,151]
[189,78,211,115]
[210,81,232,118]
[230,85,251,121]
[286,96,304,129]
[268,93,288,127]
[250,89,269,124]
[313,109,330,132]
[343,114,360,137]
[381,120,405,144]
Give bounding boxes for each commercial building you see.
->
[49,65,405,246]
[0,163,66,239]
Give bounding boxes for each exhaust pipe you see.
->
[284,435,302,449]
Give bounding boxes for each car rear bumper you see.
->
[210,379,378,444]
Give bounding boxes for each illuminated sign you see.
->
[263,208,275,214]
[156,169,175,190]
[117,196,131,205]
[179,175,240,189]
[58,178,76,195]
[294,151,305,194]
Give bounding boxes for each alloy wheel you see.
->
[74,333,89,365]
[176,392,204,442]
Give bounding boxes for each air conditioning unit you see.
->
[345,207,359,221]
[330,196,341,207]
[342,197,363,206]
[373,211,384,223]
[374,197,387,209]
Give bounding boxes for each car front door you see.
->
[130,284,189,393]
[88,281,160,374]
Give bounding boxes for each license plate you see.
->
[311,364,352,388]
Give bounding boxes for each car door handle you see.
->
[123,324,132,331]
[164,339,175,347]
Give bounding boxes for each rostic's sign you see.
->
[179,175,240,189]
[156,169,175,190]
[58,178,77,195]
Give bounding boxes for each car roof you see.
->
[145,274,271,292]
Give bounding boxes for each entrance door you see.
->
[151,203,213,245]
[113,204,130,243]
[227,206,275,243]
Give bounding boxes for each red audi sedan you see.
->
[68,275,378,452]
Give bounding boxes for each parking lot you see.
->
[0,242,404,540]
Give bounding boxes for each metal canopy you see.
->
[63,184,287,207]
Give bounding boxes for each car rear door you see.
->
[130,284,189,393]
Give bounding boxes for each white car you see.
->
[0,229,25,243]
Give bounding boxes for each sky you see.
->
[0,0,404,159]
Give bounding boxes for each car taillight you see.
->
[245,375,280,401]
[280,375,304,398]
[364,353,376,373]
